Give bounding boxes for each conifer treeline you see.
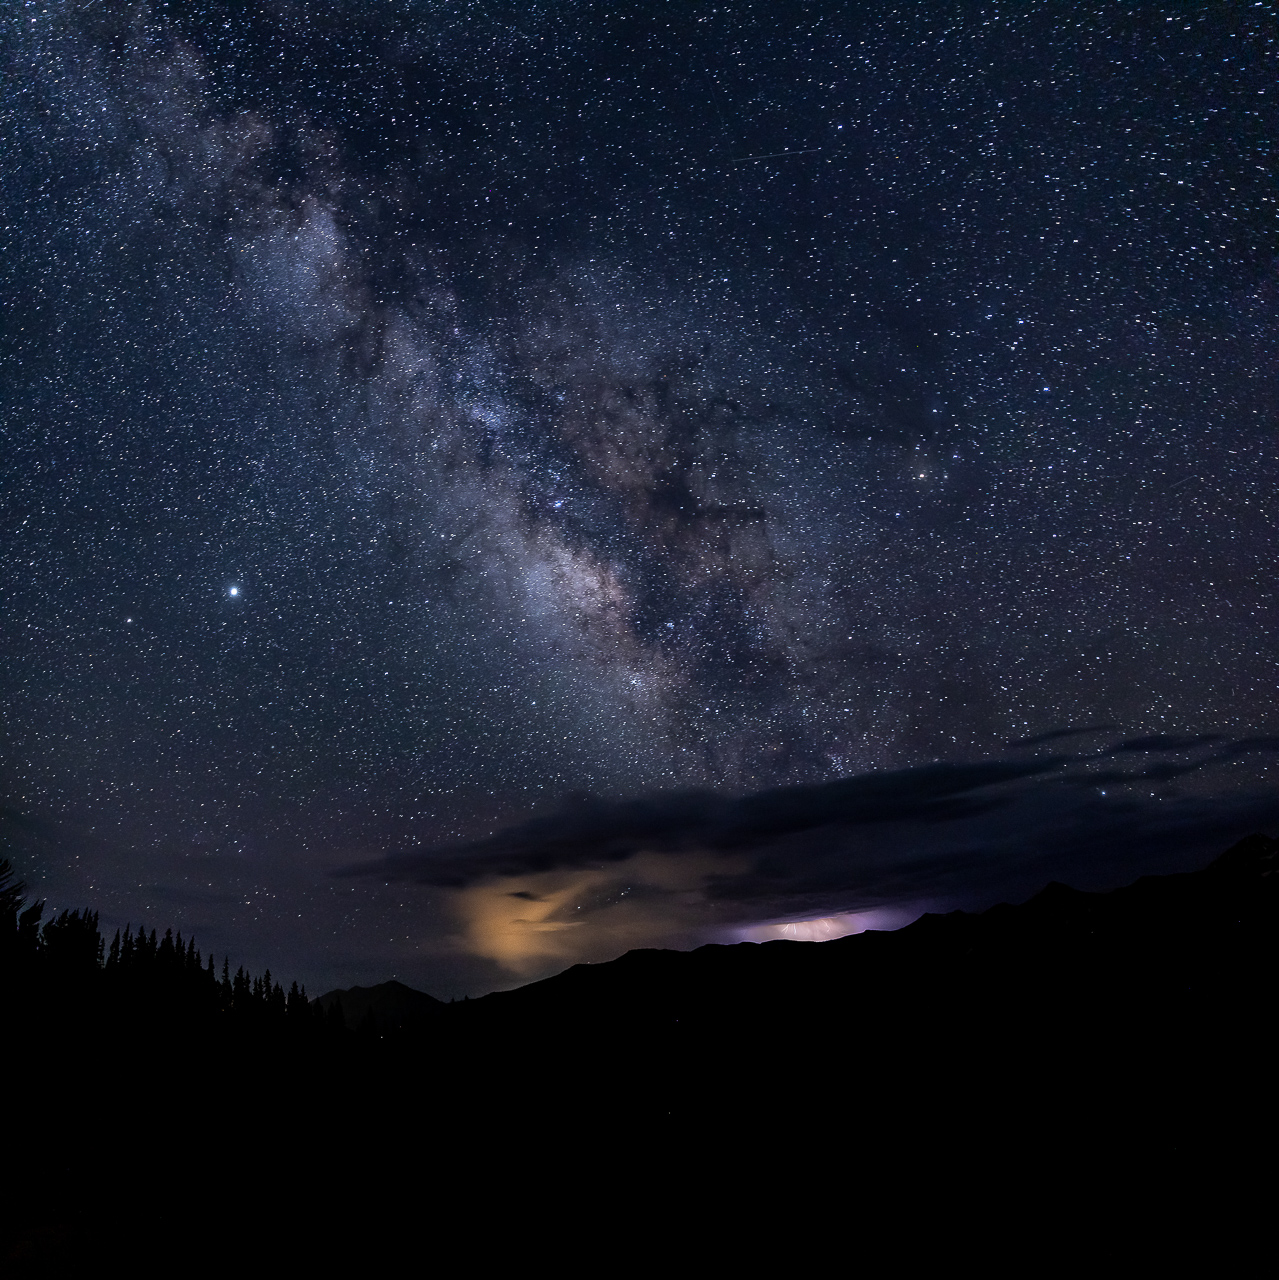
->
[0,858,345,1034]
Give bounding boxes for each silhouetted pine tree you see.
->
[18,899,44,955]
[0,860,36,977]
[287,981,308,1019]
[4,858,326,1059]
[41,909,103,982]
[0,859,25,936]
[233,966,251,1010]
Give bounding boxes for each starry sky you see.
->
[2,1,1277,996]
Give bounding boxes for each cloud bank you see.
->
[343,737,1279,975]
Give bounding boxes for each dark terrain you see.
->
[5,833,1276,1263]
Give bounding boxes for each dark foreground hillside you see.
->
[5,834,1277,1264]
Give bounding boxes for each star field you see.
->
[1,1,1276,994]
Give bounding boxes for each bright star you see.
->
[228,586,240,597]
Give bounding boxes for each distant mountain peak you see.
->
[313,978,442,1030]
[1212,833,1279,877]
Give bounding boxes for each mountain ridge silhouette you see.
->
[318,831,1279,1039]
[7,833,1275,1264]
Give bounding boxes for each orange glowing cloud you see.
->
[451,850,749,977]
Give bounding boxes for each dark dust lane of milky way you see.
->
[1,2,1276,996]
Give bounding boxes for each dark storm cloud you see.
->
[345,756,1068,886]
[713,786,1279,920]
[346,739,1279,929]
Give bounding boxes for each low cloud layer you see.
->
[344,735,1279,976]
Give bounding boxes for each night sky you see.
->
[3,1,1277,997]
